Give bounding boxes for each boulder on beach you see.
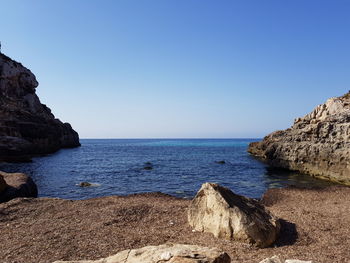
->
[248,92,350,185]
[0,174,8,193]
[0,171,37,202]
[52,243,231,263]
[0,53,80,162]
[188,183,280,248]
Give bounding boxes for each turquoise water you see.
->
[0,139,334,199]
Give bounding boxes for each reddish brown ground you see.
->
[0,186,349,263]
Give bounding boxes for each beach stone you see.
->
[248,91,350,185]
[0,171,37,203]
[0,174,8,193]
[258,256,313,263]
[52,243,231,263]
[258,256,283,263]
[285,260,312,263]
[188,183,280,248]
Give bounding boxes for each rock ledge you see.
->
[248,92,350,185]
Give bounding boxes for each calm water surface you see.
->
[0,139,334,199]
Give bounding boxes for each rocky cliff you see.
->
[0,53,80,161]
[248,92,350,185]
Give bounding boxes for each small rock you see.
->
[160,251,172,260]
[285,260,312,263]
[259,256,283,263]
[143,162,154,170]
[79,182,92,187]
[258,257,313,263]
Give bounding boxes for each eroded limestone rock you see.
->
[188,183,280,248]
[248,92,350,185]
[0,53,80,161]
[52,243,231,263]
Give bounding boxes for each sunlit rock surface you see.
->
[248,92,350,185]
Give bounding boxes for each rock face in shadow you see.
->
[0,171,37,202]
[248,92,350,185]
[0,53,80,162]
[52,244,231,263]
[188,183,280,248]
[0,174,7,192]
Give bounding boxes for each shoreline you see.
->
[1,185,349,263]
[26,182,348,202]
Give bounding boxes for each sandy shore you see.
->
[0,186,349,263]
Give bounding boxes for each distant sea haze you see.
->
[0,139,335,200]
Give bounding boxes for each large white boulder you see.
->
[188,183,280,248]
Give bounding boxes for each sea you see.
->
[0,139,334,200]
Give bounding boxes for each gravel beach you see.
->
[0,186,349,263]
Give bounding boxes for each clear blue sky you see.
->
[1,0,349,138]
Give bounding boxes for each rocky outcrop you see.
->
[188,183,280,248]
[52,244,231,263]
[0,171,37,202]
[248,92,350,185]
[0,53,80,162]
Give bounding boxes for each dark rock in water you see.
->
[0,53,80,162]
[79,182,92,187]
[143,162,153,170]
[248,92,350,185]
[215,160,226,164]
[0,171,37,202]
